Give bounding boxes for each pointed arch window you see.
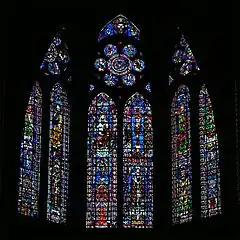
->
[87,14,153,228]
[98,14,140,42]
[199,85,221,217]
[86,93,118,228]
[17,82,42,217]
[47,83,70,224]
[123,92,153,228]
[172,34,200,77]
[171,85,192,224]
[40,26,70,76]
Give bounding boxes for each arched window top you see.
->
[199,84,221,217]
[17,81,42,217]
[33,81,42,94]
[98,14,140,42]
[50,83,68,106]
[92,92,112,102]
[176,84,190,95]
[125,92,151,112]
[89,92,116,113]
[40,26,70,76]
[51,83,65,94]
[171,33,200,77]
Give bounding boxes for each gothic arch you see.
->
[47,83,70,224]
[171,84,192,224]
[169,28,222,224]
[123,92,153,228]
[17,81,42,217]
[86,92,118,228]
[87,14,153,228]
[199,84,221,217]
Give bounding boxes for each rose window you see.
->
[94,44,145,86]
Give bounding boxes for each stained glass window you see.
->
[40,27,70,76]
[86,93,118,228]
[17,82,42,217]
[172,34,200,76]
[123,92,153,228]
[47,83,70,224]
[199,85,221,217]
[171,85,192,224]
[94,43,145,87]
[98,14,140,42]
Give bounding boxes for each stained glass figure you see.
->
[98,14,140,42]
[199,85,221,217]
[169,75,174,85]
[89,84,95,92]
[145,83,151,92]
[171,85,192,224]
[17,82,42,217]
[172,35,200,76]
[123,92,153,228]
[47,83,70,224]
[86,93,118,228]
[40,27,70,76]
[94,43,144,87]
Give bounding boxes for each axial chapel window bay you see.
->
[86,15,154,228]
[170,29,222,224]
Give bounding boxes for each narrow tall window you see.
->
[86,93,118,228]
[47,83,70,224]
[199,85,221,217]
[171,85,192,224]
[17,82,42,217]
[123,92,153,228]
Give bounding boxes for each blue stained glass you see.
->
[41,30,70,75]
[123,92,153,228]
[98,15,140,42]
[17,82,42,217]
[47,83,70,224]
[122,44,137,57]
[94,58,107,72]
[86,93,118,228]
[104,73,118,86]
[122,73,136,86]
[104,44,117,57]
[172,34,200,76]
[132,59,145,72]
